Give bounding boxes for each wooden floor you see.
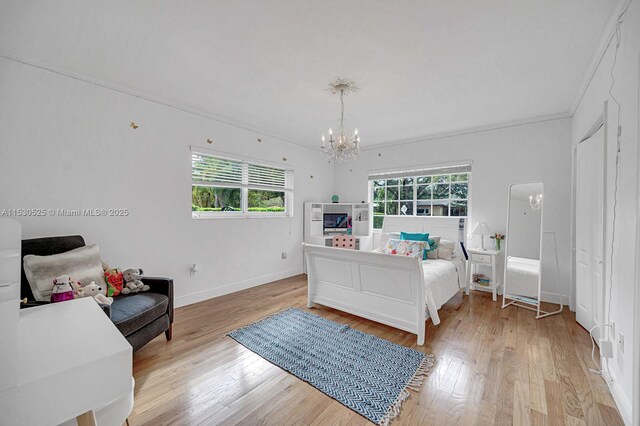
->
[129,275,623,426]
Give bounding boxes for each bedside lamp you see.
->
[471,222,492,250]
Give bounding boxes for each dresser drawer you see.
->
[471,253,492,263]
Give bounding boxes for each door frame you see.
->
[572,100,608,334]
[632,53,640,426]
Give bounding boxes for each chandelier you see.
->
[321,78,361,162]
[529,193,543,210]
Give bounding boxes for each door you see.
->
[575,125,605,334]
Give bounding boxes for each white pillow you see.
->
[23,244,106,301]
[378,232,400,251]
[437,239,456,261]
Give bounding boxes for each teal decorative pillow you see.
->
[384,239,427,259]
[427,236,441,259]
[400,232,430,259]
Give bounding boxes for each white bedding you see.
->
[421,257,465,325]
[505,256,539,298]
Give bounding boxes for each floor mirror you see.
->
[501,182,562,318]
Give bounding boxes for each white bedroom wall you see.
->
[0,56,334,307]
[334,118,573,304]
[571,1,639,422]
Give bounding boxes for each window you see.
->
[191,151,293,218]
[370,165,470,229]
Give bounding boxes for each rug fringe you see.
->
[378,354,436,426]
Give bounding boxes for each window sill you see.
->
[192,214,291,220]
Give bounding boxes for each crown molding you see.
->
[360,112,572,151]
[569,0,632,115]
[0,50,318,153]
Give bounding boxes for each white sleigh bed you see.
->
[303,217,466,345]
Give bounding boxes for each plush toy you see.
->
[104,268,125,297]
[50,275,75,303]
[122,268,149,294]
[75,281,113,305]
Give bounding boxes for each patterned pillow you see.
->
[104,268,124,297]
[400,232,430,260]
[384,239,427,258]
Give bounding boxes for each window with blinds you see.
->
[192,151,293,218]
[369,164,471,229]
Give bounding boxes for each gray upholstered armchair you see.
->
[20,235,173,352]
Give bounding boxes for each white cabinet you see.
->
[303,202,373,253]
[0,218,20,393]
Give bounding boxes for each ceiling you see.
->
[0,0,618,147]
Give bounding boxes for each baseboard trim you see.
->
[174,267,303,308]
[608,378,632,425]
[540,291,570,306]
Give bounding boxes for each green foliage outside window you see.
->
[371,172,469,229]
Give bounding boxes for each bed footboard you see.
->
[303,243,427,345]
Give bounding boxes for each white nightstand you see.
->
[465,248,503,301]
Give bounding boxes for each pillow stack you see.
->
[400,232,429,260]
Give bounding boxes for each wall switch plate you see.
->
[281,252,287,259]
[599,339,613,358]
[618,332,624,353]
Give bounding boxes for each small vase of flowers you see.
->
[490,233,505,251]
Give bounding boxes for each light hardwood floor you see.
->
[129,275,623,426]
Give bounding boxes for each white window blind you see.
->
[191,152,293,191]
[368,164,472,181]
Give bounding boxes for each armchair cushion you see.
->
[110,293,169,337]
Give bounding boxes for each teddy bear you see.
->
[121,268,149,294]
[50,274,75,303]
[75,281,113,305]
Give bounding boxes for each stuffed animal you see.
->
[122,268,149,294]
[75,281,113,305]
[104,268,125,297]
[50,275,75,303]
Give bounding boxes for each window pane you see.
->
[416,201,431,216]
[417,176,431,184]
[451,173,468,182]
[401,177,414,185]
[433,183,450,199]
[417,184,432,200]
[192,186,241,212]
[373,187,385,202]
[373,202,384,214]
[400,185,414,200]
[247,189,285,212]
[386,202,399,215]
[399,201,413,215]
[386,179,399,186]
[433,174,450,183]
[373,215,384,229]
[450,200,467,216]
[431,200,450,216]
[386,187,399,200]
[451,183,468,199]
[373,180,386,187]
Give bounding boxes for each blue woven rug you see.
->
[227,308,434,425]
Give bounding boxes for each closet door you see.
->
[575,125,605,334]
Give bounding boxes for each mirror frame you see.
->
[501,181,562,319]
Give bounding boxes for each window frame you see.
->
[192,151,293,219]
[369,167,470,230]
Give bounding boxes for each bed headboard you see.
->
[381,216,466,243]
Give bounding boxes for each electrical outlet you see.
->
[599,339,613,358]
[619,332,624,353]
[281,252,287,259]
